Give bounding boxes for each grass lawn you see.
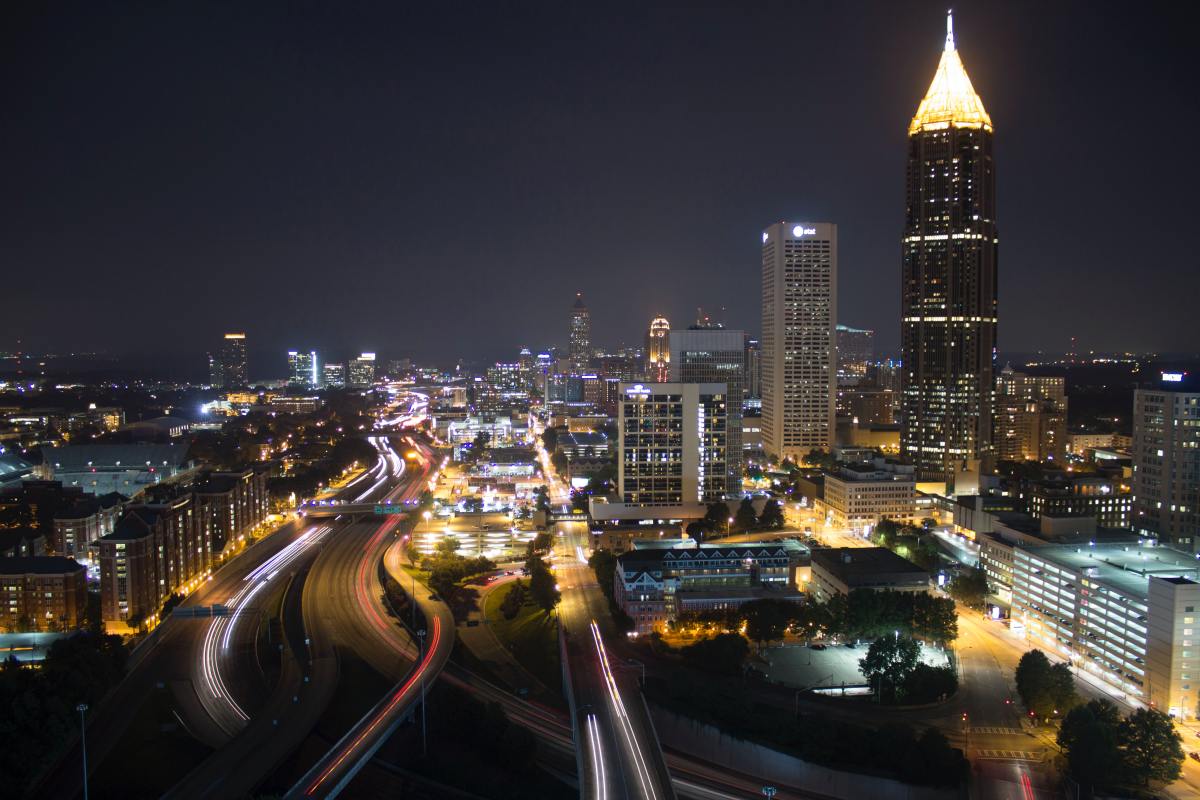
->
[481,581,561,694]
[89,686,212,799]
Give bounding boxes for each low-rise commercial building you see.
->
[819,459,916,531]
[613,540,806,634]
[1011,541,1200,717]
[0,556,88,632]
[269,396,324,414]
[808,547,929,602]
[1025,475,1132,529]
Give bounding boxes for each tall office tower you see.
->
[208,333,248,388]
[287,350,318,388]
[835,325,874,379]
[348,353,377,388]
[1133,371,1200,551]
[645,316,670,382]
[761,221,837,461]
[569,292,591,374]
[993,366,1068,463]
[322,362,346,388]
[744,337,762,399]
[617,382,728,507]
[517,347,535,389]
[670,327,745,493]
[901,11,998,483]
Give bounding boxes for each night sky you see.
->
[3,1,1197,370]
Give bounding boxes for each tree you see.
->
[902,662,958,703]
[551,450,569,476]
[499,581,527,620]
[703,502,729,534]
[533,485,551,514]
[873,518,900,548]
[467,431,491,462]
[910,592,958,645]
[947,567,989,609]
[758,498,785,529]
[859,633,921,701]
[528,558,560,612]
[740,599,793,646]
[588,549,618,599]
[435,537,461,557]
[540,427,559,453]
[161,592,185,618]
[1015,649,1079,720]
[733,496,757,532]
[1058,699,1123,793]
[680,633,749,676]
[1119,707,1185,786]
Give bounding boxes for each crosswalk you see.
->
[971,726,1024,736]
[975,749,1042,762]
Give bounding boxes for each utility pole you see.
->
[77,703,89,800]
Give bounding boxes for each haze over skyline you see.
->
[4,1,1197,363]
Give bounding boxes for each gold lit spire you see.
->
[908,10,992,136]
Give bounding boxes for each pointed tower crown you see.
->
[908,10,992,136]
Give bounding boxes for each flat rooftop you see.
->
[810,547,928,581]
[1022,542,1200,600]
[0,556,85,576]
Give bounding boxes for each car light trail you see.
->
[1020,770,1035,800]
[303,616,443,796]
[586,713,608,800]
[590,620,657,800]
[199,525,331,730]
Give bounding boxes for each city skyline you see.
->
[6,7,1200,798]
[4,3,1198,362]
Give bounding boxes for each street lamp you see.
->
[77,703,89,800]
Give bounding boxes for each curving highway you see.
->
[285,436,457,799]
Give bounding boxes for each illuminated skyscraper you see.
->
[348,353,377,388]
[1133,372,1200,551]
[835,325,874,379]
[645,316,670,382]
[761,221,837,461]
[287,350,318,388]
[901,11,998,483]
[670,327,745,491]
[322,362,346,388]
[208,332,247,388]
[569,292,590,374]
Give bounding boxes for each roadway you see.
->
[284,434,457,799]
[557,520,676,800]
[163,432,418,798]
